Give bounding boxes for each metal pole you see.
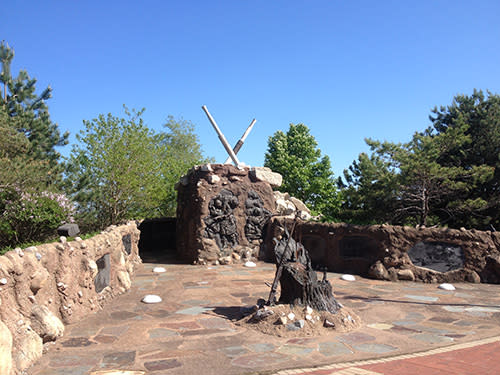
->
[201,105,242,168]
[224,118,257,164]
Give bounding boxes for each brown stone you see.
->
[30,305,64,342]
[176,164,276,264]
[368,261,390,280]
[13,328,43,370]
[397,269,415,281]
[0,321,12,375]
[144,358,182,371]
[466,270,481,283]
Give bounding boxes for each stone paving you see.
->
[27,260,500,375]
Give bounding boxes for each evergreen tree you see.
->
[429,90,500,228]
[339,139,401,224]
[264,123,341,220]
[0,41,68,168]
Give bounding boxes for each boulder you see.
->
[14,328,43,370]
[30,305,65,342]
[57,223,80,237]
[289,197,311,214]
[30,268,50,294]
[116,270,132,290]
[397,269,415,281]
[275,198,295,216]
[250,167,282,187]
[0,321,12,375]
[368,261,390,280]
[466,270,481,283]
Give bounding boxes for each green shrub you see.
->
[0,190,75,249]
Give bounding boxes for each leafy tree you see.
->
[264,123,341,220]
[66,108,210,229]
[0,41,68,168]
[158,116,212,216]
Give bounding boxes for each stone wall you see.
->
[176,164,282,265]
[264,218,500,284]
[0,222,141,375]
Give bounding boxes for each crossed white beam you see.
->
[202,105,256,168]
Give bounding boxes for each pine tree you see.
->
[0,41,68,168]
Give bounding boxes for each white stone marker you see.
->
[141,295,162,304]
[341,274,356,281]
[438,283,456,291]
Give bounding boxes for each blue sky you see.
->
[3,1,500,177]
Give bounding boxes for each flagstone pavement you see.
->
[26,258,500,375]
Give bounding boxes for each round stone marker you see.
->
[244,261,257,268]
[141,295,162,304]
[341,274,356,281]
[438,283,456,291]
[152,267,166,273]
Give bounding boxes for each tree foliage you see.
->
[1,41,68,167]
[0,41,71,249]
[340,90,498,229]
[65,108,210,229]
[264,123,341,220]
[429,90,500,228]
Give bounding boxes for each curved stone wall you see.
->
[0,222,141,375]
[264,218,500,284]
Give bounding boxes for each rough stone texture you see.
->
[0,222,141,375]
[176,164,277,264]
[264,218,500,284]
[13,328,42,370]
[57,223,80,237]
[368,261,390,280]
[30,305,65,342]
[249,166,283,187]
[0,320,12,375]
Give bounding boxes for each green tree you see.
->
[66,108,210,229]
[429,90,500,228]
[340,121,494,227]
[0,41,68,167]
[339,139,401,224]
[396,126,493,226]
[0,106,52,191]
[158,116,212,216]
[264,123,341,220]
[66,107,164,228]
[0,42,71,250]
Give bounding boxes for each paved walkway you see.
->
[27,259,500,375]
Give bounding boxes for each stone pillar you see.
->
[176,164,280,264]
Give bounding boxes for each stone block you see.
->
[57,223,80,237]
[250,167,282,187]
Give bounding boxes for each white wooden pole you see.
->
[201,105,242,168]
[224,118,256,164]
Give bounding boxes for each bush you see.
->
[0,189,75,248]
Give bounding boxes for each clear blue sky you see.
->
[3,1,500,177]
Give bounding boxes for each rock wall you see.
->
[0,222,141,375]
[176,164,282,265]
[264,218,500,284]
